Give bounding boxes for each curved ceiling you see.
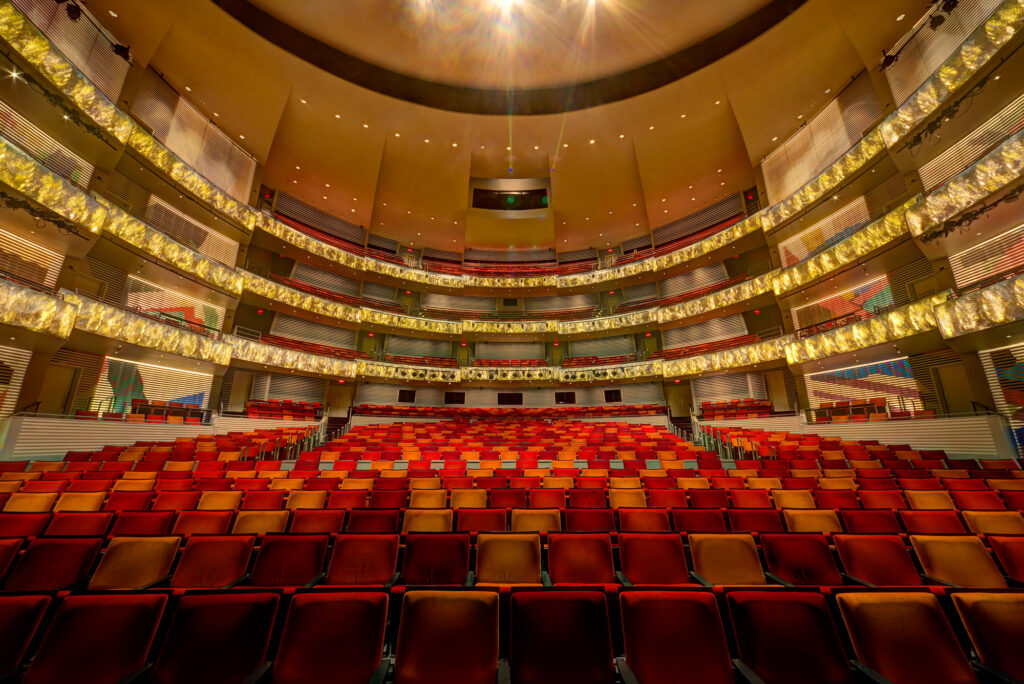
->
[89,0,928,253]
[215,0,800,114]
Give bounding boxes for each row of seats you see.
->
[614,273,750,313]
[647,333,759,360]
[350,405,668,417]
[269,273,406,313]
[382,353,459,368]
[74,411,204,424]
[472,358,546,367]
[245,400,321,421]
[275,212,407,264]
[2,499,1022,537]
[420,305,598,321]
[3,585,1018,683]
[561,354,637,368]
[423,256,596,276]
[1,529,1021,591]
[259,332,370,360]
[612,213,745,265]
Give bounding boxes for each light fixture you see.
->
[108,9,118,17]
[896,13,905,20]
[714,100,720,105]
[239,134,245,139]
[300,98,307,104]
[589,139,595,144]
[213,112,219,117]
[648,125,654,130]
[335,114,341,118]
[363,123,369,128]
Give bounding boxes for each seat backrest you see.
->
[151,593,279,684]
[728,591,851,684]
[689,534,765,585]
[456,508,507,533]
[618,508,670,532]
[618,533,689,585]
[231,510,289,535]
[510,508,561,533]
[4,537,102,591]
[402,509,454,533]
[401,533,470,586]
[988,536,1024,584]
[250,535,329,587]
[272,592,388,684]
[839,510,900,534]
[910,535,1007,588]
[547,533,614,584]
[620,591,731,684]
[394,591,499,684]
[170,535,254,589]
[565,508,616,532]
[727,509,784,533]
[346,509,401,533]
[760,534,843,586]
[325,534,400,586]
[0,594,50,675]
[672,509,727,533]
[88,536,181,590]
[22,594,166,684]
[197,490,243,510]
[510,591,614,684]
[45,511,113,536]
[837,592,978,684]
[783,509,843,534]
[952,592,1024,683]
[833,534,922,586]
[475,533,541,585]
[962,511,1024,535]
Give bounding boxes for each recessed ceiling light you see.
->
[394,132,400,137]
[635,222,639,226]
[363,124,369,128]
[896,13,905,21]
[691,197,696,201]
[322,195,327,199]
[295,165,300,170]
[108,10,118,17]
[325,183,330,188]
[680,113,687,118]
[796,114,803,119]
[351,209,356,213]
[589,139,596,144]
[687,185,693,189]
[563,143,568,148]
[661,198,666,202]
[608,211,613,214]
[239,134,245,139]
[994,74,1001,80]
[720,181,725,185]
[213,112,220,117]
[714,100,720,105]
[383,202,387,206]
[335,114,341,119]
[300,98,307,104]
[534,145,539,150]
[452,142,458,147]
[771,136,778,141]
[824,88,832,94]
[184,86,192,92]
[506,146,511,151]
[424,139,430,143]
[598,232,602,236]
[663,209,668,213]
[648,125,654,130]
[291,180,297,184]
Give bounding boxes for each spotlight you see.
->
[112,44,131,61]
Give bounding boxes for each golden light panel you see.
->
[358,361,461,384]
[97,197,245,295]
[558,309,659,336]
[463,319,557,335]
[785,293,950,364]
[0,136,108,234]
[63,291,233,365]
[906,129,1024,237]
[0,278,76,338]
[663,335,793,378]
[660,270,778,323]
[560,361,663,383]
[461,366,557,383]
[772,198,918,296]
[935,272,1024,338]
[362,308,462,335]
[879,0,1024,148]
[224,334,357,376]
[762,129,887,230]
[0,1,133,143]
[240,270,364,323]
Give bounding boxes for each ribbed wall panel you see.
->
[662,315,747,348]
[465,247,556,262]
[422,248,461,262]
[475,342,545,360]
[80,257,127,303]
[0,346,32,419]
[919,92,1024,191]
[621,234,652,253]
[0,98,93,188]
[367,234,399,254]
[269,314,357,349]
[762,73,882,205]
[652,195,744,247]
[980,342,1024,451]
[130,69,255,202]
[693,372,766,403]
[777,173,908,266]
[124,275,225,330]
[660,264,729,296]
[421,294,493,311]
[949,222,1024,289]
[806,357,923,410]
[623,282,658,302]
[385,336,451,357]
[0,228,63,288]
[362,281,398,301]
[888,257,934,305]
[569,336,635,357]
[885,0,1003,105]
[291,263,361,295]
[908,347,961,410]
[276,193,366,246]
[266,373,325,404]
[558,248,596,263]
[89,357,213,412]
[12,0,128,101]
[50,349,103,413]
[524,294,598,310]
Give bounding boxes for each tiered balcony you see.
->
[614,214,745,266]
[269,274,404,313]
[649,334,759,361]
[472,359,547,367]
[561,354,637,368]
[258,334,370,361]
[615,274,751,314]
[420,306,598,321]
[382,354,459,368]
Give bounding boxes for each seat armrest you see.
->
[851,659,895,684]
[368,658,391,684]
[764,571,794,588]
[732,659,768,684]
[615,656,640,684]
[615,571,633,588]
[922,574,959,589]
[242,661,273,684]
[383,572,401,589]
[689,570,712,587]
[842,573,878,588]
[498,658,511,684]
[464,570,475,587]
[541,571,553,587]
[970,659,1020,684]
[303,572,327,589]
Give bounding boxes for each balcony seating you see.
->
[698,399,772,420]
[383,354,459,368]
[269,273,404,313]
[422,258,597,277]
[245,400,322,421]
[260,333,370,361]
[351,405,667,418]
[473,359,546,367]
[613,214,745,267]
[561,354,636,368]
[275,213,406,264]
[648,333,758,361]
[420,306,598,321]
[615,273,750,313]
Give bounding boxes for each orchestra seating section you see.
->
[561,354,636,368]
[75,400,208,424]
[351,404,667,418]
[245,400,323,421]
[259,334,370,361]
[0,418,1021,681]
[473,358,546,367]
[382,354,459,368]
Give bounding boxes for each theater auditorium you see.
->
[0,0,1021,681]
